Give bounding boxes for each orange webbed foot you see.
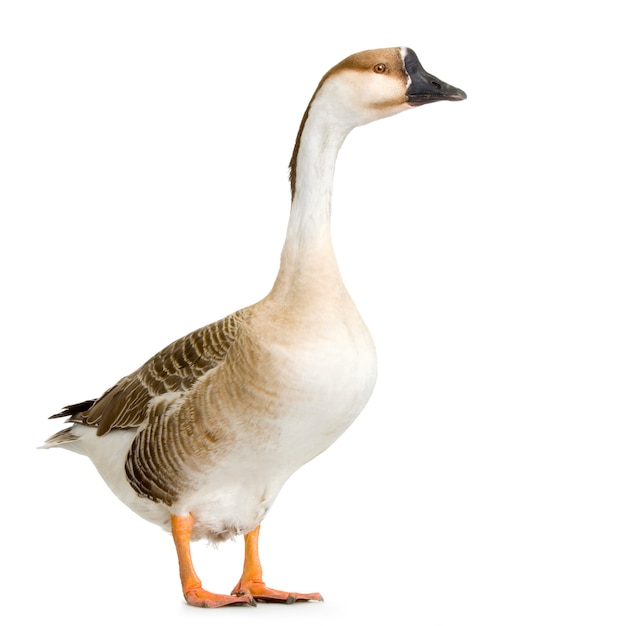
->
[185,586,256,608]
[231,578,323,604]
[233,525,323,604]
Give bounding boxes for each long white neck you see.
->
[269,91,355,303]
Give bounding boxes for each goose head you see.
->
[288,47,466,199]
[310,46,466,129]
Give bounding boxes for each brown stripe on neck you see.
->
[288,99,312,202]
[287,60,344,201]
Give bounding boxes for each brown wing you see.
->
[54,309,249,436]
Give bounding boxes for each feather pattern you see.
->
[60,310,248,436]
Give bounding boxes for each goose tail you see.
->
[40,399,97,452]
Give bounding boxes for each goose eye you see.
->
[373,63,387,74]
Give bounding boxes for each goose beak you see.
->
[404,48,467,106]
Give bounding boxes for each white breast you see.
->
[264,305,378,468]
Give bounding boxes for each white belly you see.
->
[68,426,288,540]
[182,318,378,540]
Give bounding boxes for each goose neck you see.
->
[271,108,352,300]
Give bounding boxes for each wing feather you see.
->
[51,309,248,436]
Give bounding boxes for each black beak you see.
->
[404,48,467,106]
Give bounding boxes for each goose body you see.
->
[44,46,465,607]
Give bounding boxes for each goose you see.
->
[43,46,466,608]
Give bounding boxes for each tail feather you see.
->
[43,399,98,453]
[49,399,97,420]
[40,426,85,454]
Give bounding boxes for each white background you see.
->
[1,1,624,624]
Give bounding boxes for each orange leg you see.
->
[231,525,323,603]
[171,514,255,608]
